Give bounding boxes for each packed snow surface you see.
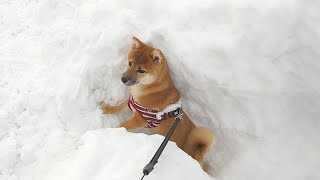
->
[1,0,320,180]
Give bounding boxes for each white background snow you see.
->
[1,0,320,179]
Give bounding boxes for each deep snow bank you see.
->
[15,128,211,180]
[1,0,320,180]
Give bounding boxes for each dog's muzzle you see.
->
[121,75,138,86]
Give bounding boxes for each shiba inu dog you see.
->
[100,37,215,171]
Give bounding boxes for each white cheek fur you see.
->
[139,74,157,84]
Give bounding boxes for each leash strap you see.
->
[141,112,183,179]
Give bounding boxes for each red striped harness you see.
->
[128,96,162,128]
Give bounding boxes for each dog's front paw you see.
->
[100,103,118,114]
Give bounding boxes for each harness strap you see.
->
[128,96,182,128]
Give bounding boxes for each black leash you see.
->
[140,113,183,180]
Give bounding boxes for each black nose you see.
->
[121,76,128,84]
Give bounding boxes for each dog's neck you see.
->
[129,60,180,110]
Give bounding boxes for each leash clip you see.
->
[176,109,183,121]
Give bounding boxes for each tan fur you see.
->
[100,101,127,114]
[100,37,215,171]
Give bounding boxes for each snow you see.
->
[1,0,320,180]
[12,128,210,180]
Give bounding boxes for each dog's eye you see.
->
[137,69,146,73]
[128,62,132,67]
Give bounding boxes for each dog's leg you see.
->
[100,101,128,114]
[184,127,215,171]
[120,113,147,130]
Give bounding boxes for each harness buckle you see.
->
[163,108,182,119]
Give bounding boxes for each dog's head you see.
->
[121,37,165,86]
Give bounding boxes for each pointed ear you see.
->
[150,49,163,64]
[131,37,143,49]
